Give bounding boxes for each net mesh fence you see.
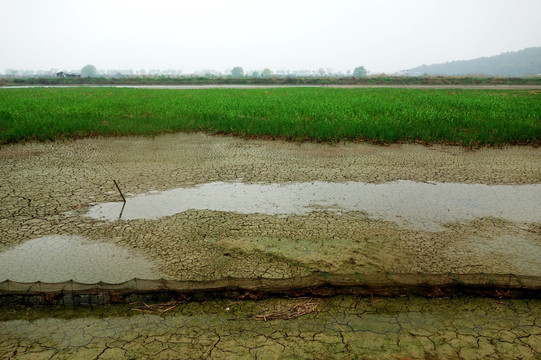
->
[1,273,540,301]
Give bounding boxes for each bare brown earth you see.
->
[1,133,541,359]
[1,296,540,359]
[1,133,540,281]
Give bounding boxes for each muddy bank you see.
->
[1,133,540,281]
[1,296,540,359]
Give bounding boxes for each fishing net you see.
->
[1,272,539,304]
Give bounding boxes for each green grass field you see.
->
[1,87,540,146]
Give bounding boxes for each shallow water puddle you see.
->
[85,181,541,230]
[0,235,160,283]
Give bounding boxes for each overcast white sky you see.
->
[1,0,540,74]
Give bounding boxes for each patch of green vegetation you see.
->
[1,87,540,146]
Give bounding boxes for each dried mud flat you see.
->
[1,296,540,359]
[1,132,540,281]
[1,133,541,359]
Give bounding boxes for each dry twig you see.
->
[131,300,181,314]
[255,299,320,321]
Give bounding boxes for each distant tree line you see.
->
[227,66,369,78]
[2,75,540,88]
[2,65,371,79]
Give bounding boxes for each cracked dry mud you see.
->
[1,133,540,281]
[1,133,541,359]
[1,296,540,359]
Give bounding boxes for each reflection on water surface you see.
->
[85,181,541,231]
[0,235,160,283]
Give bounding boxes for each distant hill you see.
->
[406,47,541,77]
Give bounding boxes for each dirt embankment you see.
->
[1,133,540,281]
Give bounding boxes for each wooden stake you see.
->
[118,202,126,219]
[113,180,126,203]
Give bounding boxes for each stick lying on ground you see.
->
[113,180,126,203]
[255,299,320,321]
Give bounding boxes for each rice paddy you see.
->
[1,87,540,145]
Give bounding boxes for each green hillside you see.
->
[407,47,541,77]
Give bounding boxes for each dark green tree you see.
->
[353,66,367,77]
[261,68,272,77]
[81,64,97,77]
[231,66,244,77]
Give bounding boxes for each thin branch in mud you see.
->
[131,308,155,314]
[131,300,182,314]
[162,302,181,313]
[255,299,320,320]
[113,180,126,203]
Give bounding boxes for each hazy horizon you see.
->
[2,0,540,75]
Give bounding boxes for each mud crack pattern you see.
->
[1,296,540,359]
[1,134,541,359]
[1,133,540,280]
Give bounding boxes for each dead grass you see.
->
[131,300,182,314]
[255,299,321,321]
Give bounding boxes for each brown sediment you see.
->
[1,133,541,359]
[0,133,540,284]
[1,296,540,359]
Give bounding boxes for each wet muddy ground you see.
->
[1,133,540,282]
[1,133,540,358]
[1,296,540,359]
